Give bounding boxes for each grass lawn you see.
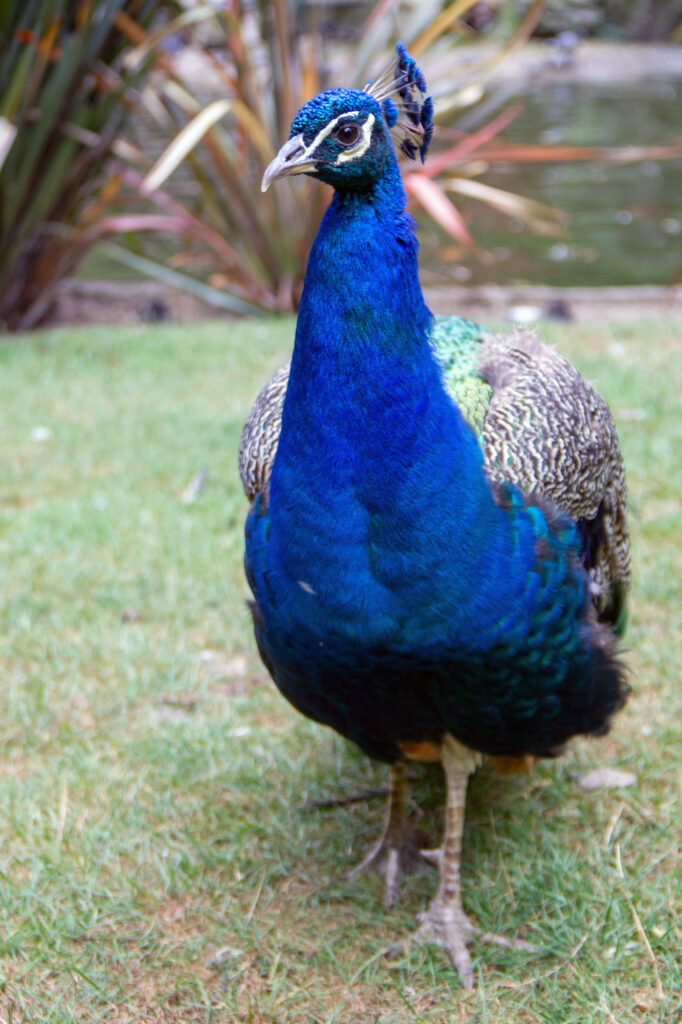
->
[0,316,680,1024]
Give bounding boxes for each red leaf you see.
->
[405,174,476,247]
[420,104,524,179]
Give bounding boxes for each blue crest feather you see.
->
[381,96,398,128]
[366,42,434,162]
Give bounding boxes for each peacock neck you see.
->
[274,161,491,494]
[295,164,432,362]
[282,164,437,443]
[266,163,525,644]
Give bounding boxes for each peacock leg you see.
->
[347,761,412,908]
[414,734,535,989]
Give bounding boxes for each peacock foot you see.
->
[346,830,419,909]
[345,761,416,909]
[419,845,443,868]
[412,895,538,990]
[415,896,477,989]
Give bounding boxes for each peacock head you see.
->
[261,43,433,195]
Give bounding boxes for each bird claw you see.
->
[419,845,443,868]
[393,897,538,990]
[416,904,477,990]
[346,835,417,909]
[385,848,401,908]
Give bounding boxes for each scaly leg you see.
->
[414,734,535,989]
[347,761,412,908]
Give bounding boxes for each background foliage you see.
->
[0,0,181,331]
[100,0,682,314]
[1,0,680,329]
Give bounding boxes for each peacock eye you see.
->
[334,123,361,147]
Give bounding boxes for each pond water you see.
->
[86,74,680,293]
[422,79,682,288]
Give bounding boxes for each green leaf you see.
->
[98,242,262,315]
[141,99,232,193]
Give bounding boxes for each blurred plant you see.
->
[102,0,682,314]
[0,0,179,331]
[100,0,356,313]
[99,0,551,310]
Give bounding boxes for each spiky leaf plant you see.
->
[0,0,178,331]
[102,0,681,314]
[101,0,552,311]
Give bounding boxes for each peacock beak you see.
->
[261,134,318,192]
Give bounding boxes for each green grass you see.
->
[0,317,680,1024]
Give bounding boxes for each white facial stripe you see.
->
[304,111,360,158]
[334,113,375,165]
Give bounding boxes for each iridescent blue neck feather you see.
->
[264,151,537,652]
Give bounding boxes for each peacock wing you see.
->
[239,360,290,503]
[474,327,630,628]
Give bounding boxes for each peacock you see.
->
[240,44,630,989]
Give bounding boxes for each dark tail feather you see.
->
[599,579,628,637]
[573,620,630,740]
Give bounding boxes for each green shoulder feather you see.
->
[429,315,492,443]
